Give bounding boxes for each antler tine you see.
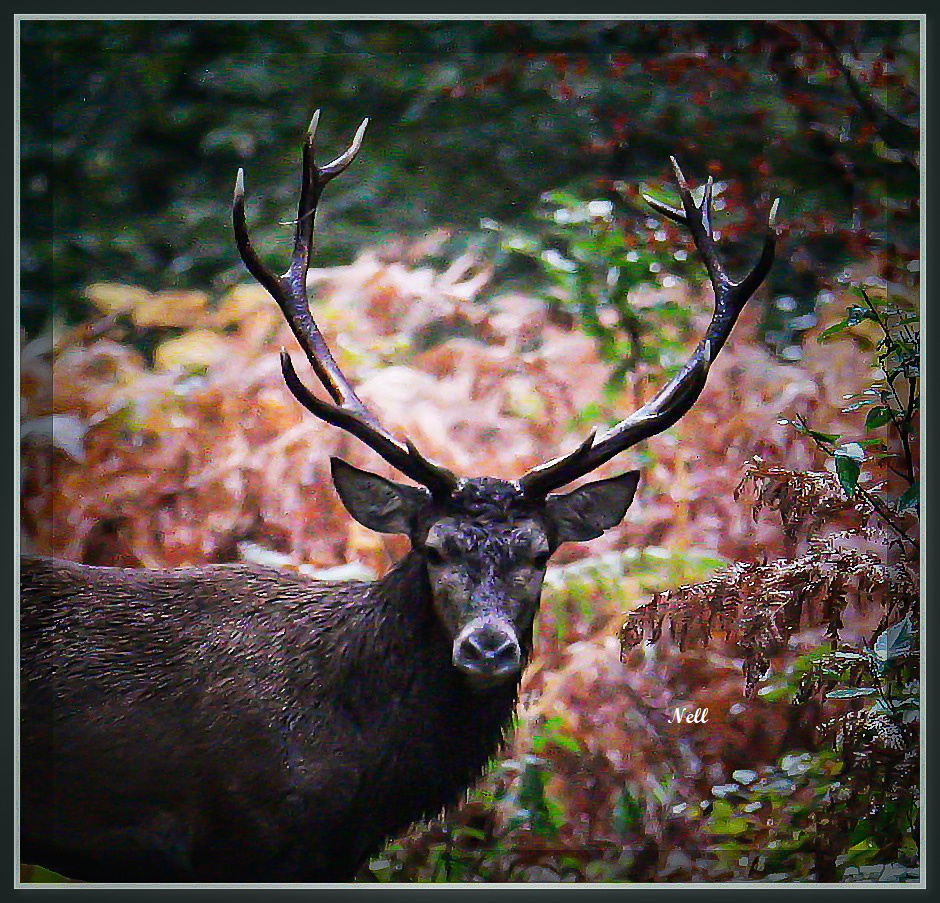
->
[234,114,459,497]
[520,163,779,497]
[236,111,374,417]
[279,353,458,495]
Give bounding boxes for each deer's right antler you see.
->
[518,158,779,497]
[233,112,459,497]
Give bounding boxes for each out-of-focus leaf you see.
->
[84,282,153,314]
[834,442,866,462]
[846,305,876,327]
[153,329,230,371]
[817,318,849,341]
[708,817,749,836]
[236,541,295,570]
[613,788,643,834]
[898,482,919,514]
[20,414,87,461]
[132,290,209,328]
[298,562,377,582]
[731,769,758,785]
[787,418,839,444]
[212,284,274,327]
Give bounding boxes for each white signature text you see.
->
[668,706,709,724]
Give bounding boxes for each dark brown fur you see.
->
[20,553,523,882]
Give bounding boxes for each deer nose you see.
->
[452,618,522,684]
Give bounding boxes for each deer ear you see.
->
[330,458,429,535]
[545,471,640,544]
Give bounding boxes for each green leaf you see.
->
[788,418,840,444]
[874,616,913,663]
[613,788,643,834]
[825,687,878,699]
[864,406,894,430]
[571,401,606,428]
[731,769,758,785]
[835,442,866,462]
[835,456,861,497]
[708,817,750,837]
[532,717,582,755]
[846,305,876,327]
[817,318,849,342]
[841,399,874,413]
[898,482,919,514]
[709,798,734,820]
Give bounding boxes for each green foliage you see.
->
[783,288,919,546]
[707,612,919,882]
[485,189,698,386]
[619,277,919,881]
[530,716,582,757]
[366,754,569,883]
[543,546,725,645]
[501,755,566,839]
[612,787,644,835]
[724,290,919,880]
[21,21,600,329]
[807,310,918,876]
[702,749,846,879]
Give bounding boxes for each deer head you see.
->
[233,112,777,689]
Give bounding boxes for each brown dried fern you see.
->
[734,457,873,543]
[620,541,915,696]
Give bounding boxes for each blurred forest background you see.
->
[20,19,920,883]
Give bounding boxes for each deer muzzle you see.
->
[452,615,522,687]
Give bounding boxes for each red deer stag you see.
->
[20,112,777,882]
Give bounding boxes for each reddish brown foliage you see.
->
[20,250,888,881]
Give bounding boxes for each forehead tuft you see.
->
[428,479,548,560]
[450,477,525,520]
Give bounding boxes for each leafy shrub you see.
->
[620,288,920,881]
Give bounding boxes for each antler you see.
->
[519,159,779,497]
[233,112,459,497]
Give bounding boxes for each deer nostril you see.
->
[453,623,521,678]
